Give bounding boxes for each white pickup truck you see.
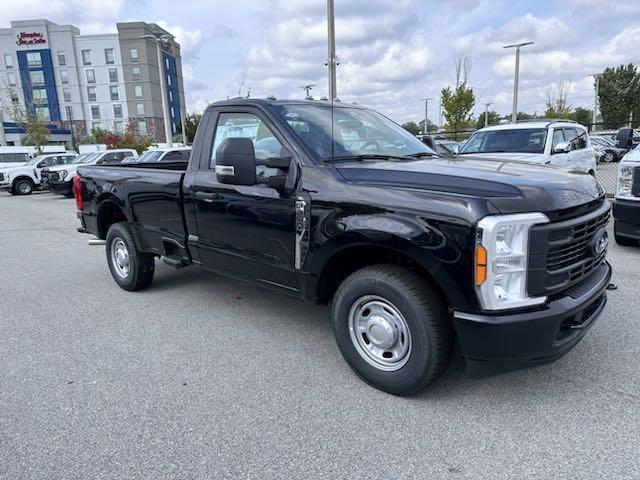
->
[44,149,138,196]
[459,120,597,175]
[0,152,78,195]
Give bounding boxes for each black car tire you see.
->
[106,222,155,291]
[331,264,453,396]
[12,178,34,195]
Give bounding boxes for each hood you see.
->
[622,148,640,164]
[336,155,604,214]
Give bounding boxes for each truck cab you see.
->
[76,99,612,395]
[0,152,77,195]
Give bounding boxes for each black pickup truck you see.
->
[75,99,612,395]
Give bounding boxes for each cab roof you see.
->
[208,98,368,110]
[479,120,586,132]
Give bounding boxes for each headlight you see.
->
[475,213,549,310]
[616,163,640,201]
[59,170,68,180]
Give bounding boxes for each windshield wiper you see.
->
[323,154,414,164]
[407,152,436,158]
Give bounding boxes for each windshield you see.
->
[71,153,97,164]
[460,128,548,154]
[277,104,436,161]
[138,150,164,162]
[26,155,47,166]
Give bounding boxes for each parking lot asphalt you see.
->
[1,192,639,480]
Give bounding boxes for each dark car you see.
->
[74,99,612,396]
[591,136,626,162]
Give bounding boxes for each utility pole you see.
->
[301,84,315,99]
[0,108,6,146]
[484,102,493,127]
[503,41,534,123]
[422,98,432,134]
[326,0,337,100]
[591,73,601,130]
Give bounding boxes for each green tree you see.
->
[23,115,49,154]
[184,113,202,144]
[441,83,475,135]
[570,107,593,127]
[418,119,438,134]
[598,64,640,128]
[545,82,572,119]
[475,111,502,129]
[401,121,420,135]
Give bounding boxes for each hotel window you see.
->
[114,121,124,134]
[130,48,139,63]
[167,75,171,86]
[65,105,73,120]
[131,67,141,81]
[32,88,48,103]
[91,105,100,120]
[7,71,16,86]
[86,69,96,83]
[63,88,71,103]
[35,106,50,120]
[104,48,115,65]
[107,68,117,83]
[9,90,19,104]
[136,103,145,115]
[113,104,123,118]
[172,123,177,134]
[134,85,143,98]
[138,120,147,135]
[26,52,42,67]
[30,71,45,85]
[57,51,66,66]
[87,86,97,102]
[4,54,13,68]
[82,49,92,65]
[110,85,119,101]
[60,70,69,84]
[170,106,175,118]
[165,57,170,69]
[169,91,173,102]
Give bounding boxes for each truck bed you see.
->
[78,161,189,257]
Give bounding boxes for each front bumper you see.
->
[613,199,640,240]
[453,261,611,377]
[49,180,73,195]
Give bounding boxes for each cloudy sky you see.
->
[4,0,640,124]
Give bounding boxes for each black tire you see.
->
[106,222,155,291]
[12,178,34,195]
[331,264,453,396]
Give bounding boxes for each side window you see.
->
[552,129,565,149]
[563,128,586,150]
[163,151,184,161]
[46,157,58,167]
[210,112,283,177]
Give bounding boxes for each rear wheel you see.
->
[12,179,34,195]
[331,265,452,396]
[106,222,155,291]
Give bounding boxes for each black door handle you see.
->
[195,191,218,203]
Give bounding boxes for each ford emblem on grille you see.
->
[590,229,609,256]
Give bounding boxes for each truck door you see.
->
[189,108,299,291]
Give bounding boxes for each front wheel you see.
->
[12,179,34,195]
[331,265,452,396]
[106,222,155,291]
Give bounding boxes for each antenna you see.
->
[301,84,316,100]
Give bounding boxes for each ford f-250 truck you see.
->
[75,99,612,395]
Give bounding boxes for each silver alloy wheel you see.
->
[110,238,130,279]
[17,181,32,194]
[348,295,412,371]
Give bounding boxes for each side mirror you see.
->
[553,141,572,154]
[617,128,633,149]
[451,144,460,154]
[37,161,45,168]
[215,138,257,186]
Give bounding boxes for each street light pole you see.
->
[327,0,337,100]
[503,41,534,123]
[422,97,432,134]
[592,73,601,130]
[140,34,173,146]
[484,102,492,127]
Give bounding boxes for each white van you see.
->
[459,120,597,175]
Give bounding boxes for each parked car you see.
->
[613,144,640,246]
[44,149,137,196]
[123,146,191,163]
[0,152,77,195]
[459,120,597,175]
[419,135,461,156]
[75,99,611,396]
[591,136,626,162]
